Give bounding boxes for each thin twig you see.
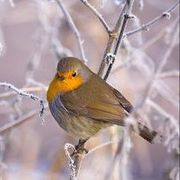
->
[0,82,45,117]
[0,110,38,134]
[147,99,179,135]
[55,0,87,63]
[141,29,166,50]
[52,35,73,59]
[80,0,111,32]
[103,0,134,80]
[155,29,178,75]
[125,0,180,37]
[158,70,180,79]
[0,86,47,98]
[87,139,121,156]
[134,24,179,111]
[110,18,178,74]
[154,80,179,108]
[51,13,73,59]
[98,3,127,77]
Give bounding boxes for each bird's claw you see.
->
[71,140,88,156]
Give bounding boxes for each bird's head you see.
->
[47,57,92,102]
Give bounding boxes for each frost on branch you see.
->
[0,82,45,119]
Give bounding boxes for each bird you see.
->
[47,57,157,147]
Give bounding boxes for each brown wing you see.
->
[111,87,133,113]
[60,74,128,125]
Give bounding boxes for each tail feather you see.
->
[137,122,158,143]
[138,123,157,143]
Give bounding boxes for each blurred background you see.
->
[0,0,179,179]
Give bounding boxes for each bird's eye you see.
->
[72,72,77,77]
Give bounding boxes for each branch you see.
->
[52,36,73,59]
[98,3,127,77]
[154,80,179,108]
[64,142,87,180]
[147,99,179,135]
[0,82,45,118]
[125,0,180,37]
[155,28,178,75]
[103,0,134,80]
[134,24,179,110]
[0,86,47,98]
[80,0,111,33]
[158,70,180,79]
[141,29,166,50]
[55,0,87,63]
[0,110,38,134]
[51,7,73,59]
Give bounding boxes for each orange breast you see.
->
[47,75,83,103]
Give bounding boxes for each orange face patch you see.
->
[47,71,83,102]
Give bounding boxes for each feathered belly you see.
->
[49,97,109,139]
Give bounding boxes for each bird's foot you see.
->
[71,139,88,156]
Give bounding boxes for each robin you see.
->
[47,57,157,147]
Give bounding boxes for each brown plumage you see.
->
[47,57,157,143]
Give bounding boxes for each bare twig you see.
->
[110,18,178,74]
[55,0,87,63]
[98,3,127,77]
[158,70,180,79]
[134,24,179,115]
[51,9,73,59]
[103,0,134,80]
[125,0,180,37]
[0,110,38,134]
[52,36,73,59]
[87,140,119,155]
[155,30,178,76]
[147,99,179,142]
[0,82,45,117]
[0,86,46,98]
[154,80,179,108]
[97,0,134,80]
[141,29,166,50]
[80,0,111,32]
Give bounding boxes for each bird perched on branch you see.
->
[47,57,157,147]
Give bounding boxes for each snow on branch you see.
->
[0,82,45,118]
[80,0,111,32]
[55,0,87,63]
[125,0,180,37]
